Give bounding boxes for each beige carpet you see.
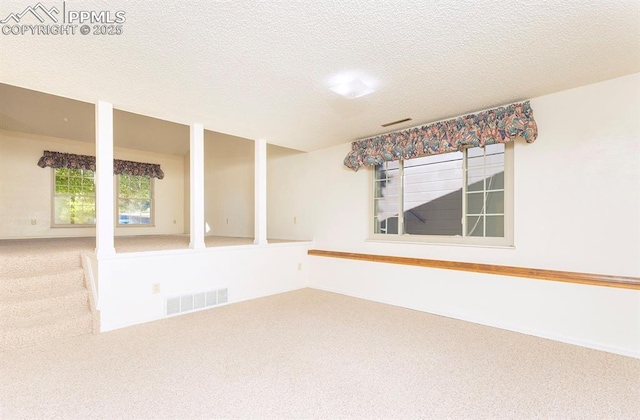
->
[0,235,305,351]
[0,288,638,419]
[1,240,96,352]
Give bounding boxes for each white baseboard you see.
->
[310,285,640,359]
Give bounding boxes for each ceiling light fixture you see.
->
[329,78,375,99]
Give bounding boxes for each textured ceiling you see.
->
[0,0,638,152]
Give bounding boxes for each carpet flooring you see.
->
[0,288,638,419]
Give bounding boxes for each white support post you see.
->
[189,123,206,249]
[254,138,268,245]
[95,101,115,257]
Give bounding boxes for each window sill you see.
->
[366,235,515,249]
[51,225,96,228]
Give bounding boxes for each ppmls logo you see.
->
[1,2,126,36]
[0,3,59,24]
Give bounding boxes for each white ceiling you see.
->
[0,83,192,155]
[0,0,638,153]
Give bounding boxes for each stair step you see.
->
[0,268,85,297]
[0,310,93,351]
[0,241,98,351]
[0,286,89,319]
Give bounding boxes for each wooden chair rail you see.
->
[307,249,640,290]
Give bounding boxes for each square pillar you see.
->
[95,101,115,257]
[189,123,206,249]
[254,138,268,245]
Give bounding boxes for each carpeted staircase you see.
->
[0,245,98,352]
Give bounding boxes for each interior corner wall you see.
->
[267,144,313,241]
[0,130,185,239]
[305,73,640,357]
[203,133,254,238]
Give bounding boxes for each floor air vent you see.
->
[166,288,228,316]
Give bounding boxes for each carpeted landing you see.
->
[0,288,638,419]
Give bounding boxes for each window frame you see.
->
[116,174,155,227]
[368,143,514,247]
[50,169,156,228]
[51,168,97,227]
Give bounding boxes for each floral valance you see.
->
[37,151,165,179]
[343,101,538,171]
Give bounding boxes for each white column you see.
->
[254,138,268,245]
[189,123,206,249]
[95,101,115,257]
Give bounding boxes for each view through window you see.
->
[53,169,153,226]
[373,144,507,240]
[53,168,96,225]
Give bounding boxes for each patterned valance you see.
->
[343,101,538,171]
[37,151,165,179]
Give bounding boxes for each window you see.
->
[372,143,512,246]
[52,170,153,227]
[53,168,96,225]
[117,174,153,225]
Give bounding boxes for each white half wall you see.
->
[306,73,640,357]
[0,130,185,238]
[98,243,310,331]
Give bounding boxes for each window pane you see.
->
[486,216,504,237]
[82,178,95,193]
[466,192,484,214]
[486,191,504,214]
[374,196,398,228]
[385,217,399,234]
[53,168,96,225]
[485,143,505,157]
[55,181,68,194]
[404,152,463,236]
[405,151,463,167]
[467,147,485,158]
[467,215,484,237]
[54,196,71,224]
[488,171,504,190]
[464,146,505,238]
[371,144,509,241]
[80,205,95,224]
[373,161,400,234]
[466,167,485,192]
[118,175,152,225]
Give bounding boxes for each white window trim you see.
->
[116,174,155,227]
[51,168,96,228]
[368,143,514,247]
[50,169,156,228]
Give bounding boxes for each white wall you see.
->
[267,144,313,240]
[204,132,254,238]
[301,73,640,357]
[0,130,185,238]
[98,243,310,331]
